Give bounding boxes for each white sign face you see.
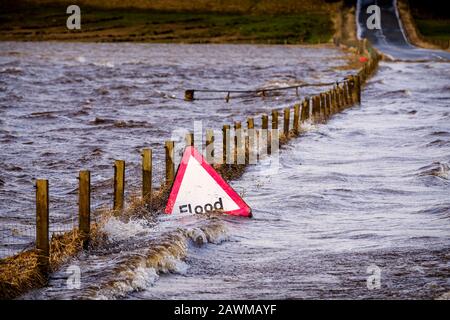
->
[165,147,252,217]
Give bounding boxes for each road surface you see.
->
[357,0,450,61]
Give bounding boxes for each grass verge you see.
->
[0,3,334,43]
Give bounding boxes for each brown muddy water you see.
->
[1,42,449,299]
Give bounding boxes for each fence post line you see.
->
[293,104,300,134]
[142,149,152,201]
[36,179,49,272]
[78,170,90,250]
[283,107,290,137]
[113,160,125,212]
[165,141,175,185]
[206,129,214,164]
[222,125,230,165]
[186,132,194,148]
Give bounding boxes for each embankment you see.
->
[397,0,450,51]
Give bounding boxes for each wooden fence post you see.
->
[355,74,361,104]
[165,141,175,185]
[36,179,49,272]
[326,90,333,116]
[222,125,230,165]
[262,114,269,155]
[301,98,309,122]
[332,88,338,113]
[320,93,328,120]
[142,149,152,201]
[186,132,194,148]
[338,86,345,111]
[313,96,321,122]
[246,117,254,164]
[184,90,194,101]
[283,107,290,137]
[272,109,279,130]
[206,129,214,164]
[234,121,242,165]
[293,104,300,134]
[347,76,354,105]
[78,170,90,250]
[343,81,349,107]
[113,160,125,212]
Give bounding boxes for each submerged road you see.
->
[357,0,450,61]
[17,2,450,300]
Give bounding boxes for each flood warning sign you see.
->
[165,146,252,217]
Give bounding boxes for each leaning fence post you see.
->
[206,129,214,164]
[113,160,125,212]
[165,141,175,185]
[293,104,300,134]
[142,149,152,201]
[78,170,90,250]
[36,179,49,271]
[222,125,230,165]
[283,107,290,137]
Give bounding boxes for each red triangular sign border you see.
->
[165,146,252,217]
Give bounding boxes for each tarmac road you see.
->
[357,0,450,61]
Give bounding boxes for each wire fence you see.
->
[0,224,35,259]
[0,213,79,259]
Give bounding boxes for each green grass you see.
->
[0,4,334,44]
[415,19,450,41]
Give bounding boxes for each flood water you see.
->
[1,42,449,299]
[0,42,350,254]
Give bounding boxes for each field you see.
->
[0,0,337,43]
